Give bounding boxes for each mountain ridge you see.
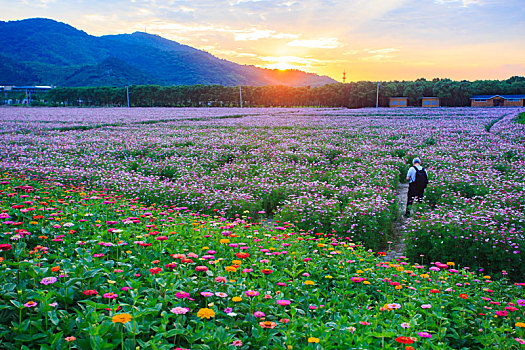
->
[0,18,337,87]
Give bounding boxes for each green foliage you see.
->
[517,112,525,124]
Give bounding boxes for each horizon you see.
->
[1,0,524,82]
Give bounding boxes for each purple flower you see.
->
[224,307,233,314]
[40,277,57,285]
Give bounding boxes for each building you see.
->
[470,95,525,107]
[389,97,408,108]
[421,97,440,107]
[0,86,53,93]
[1,86,53,105]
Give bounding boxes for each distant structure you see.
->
[342,71,346,83]
[1,86,53,105]
[0,86,53,93]
[389,97,408,108]
[470,95,525,107]
[421,97,440,107]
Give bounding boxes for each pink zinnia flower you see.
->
[245,290,260,297]
[276,299,291,306]
[254,311,265,318]
[215,276,227,283]
[171,307,189,315]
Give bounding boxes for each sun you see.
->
[264,62,298,70]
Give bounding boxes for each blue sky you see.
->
[2,0,524,81]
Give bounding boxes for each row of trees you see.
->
[42,76,525,108]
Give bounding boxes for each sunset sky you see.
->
[2,0,524,81]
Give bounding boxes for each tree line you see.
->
[30,76,525,108]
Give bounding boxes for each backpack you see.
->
[413,166,428,189]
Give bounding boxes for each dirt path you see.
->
[384,183,409,261]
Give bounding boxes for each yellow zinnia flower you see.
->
[308,337,320,343]
[197,308,215,319]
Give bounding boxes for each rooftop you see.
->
[470,94,525,100]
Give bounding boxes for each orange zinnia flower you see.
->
[112,313,132,324]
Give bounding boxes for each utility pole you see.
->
[126,86,130,108]
[375,82,379,108]
[239,85,243,108]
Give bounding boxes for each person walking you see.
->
[405,158,428,216]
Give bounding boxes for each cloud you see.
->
[287,37,342,49]
[233,28,299,41]
[258,55,330,70]
[434,0,482,7]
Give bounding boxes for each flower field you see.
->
[0,106,524,349]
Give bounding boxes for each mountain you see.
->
[0,18,337,87]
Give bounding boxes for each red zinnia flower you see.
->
[149,267,162,275]
[83,290,98,296]
[395,336,414,344]
[460,294,468,299]
[261,269,273,275]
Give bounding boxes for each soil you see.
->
[384,183,409,261]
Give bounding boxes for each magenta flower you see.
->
[254,311,265,318]
[418,332,432,338]
[176,292,190,299]
[276,299,291,306]
[24,301,37,308]
[103,293,118,299]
